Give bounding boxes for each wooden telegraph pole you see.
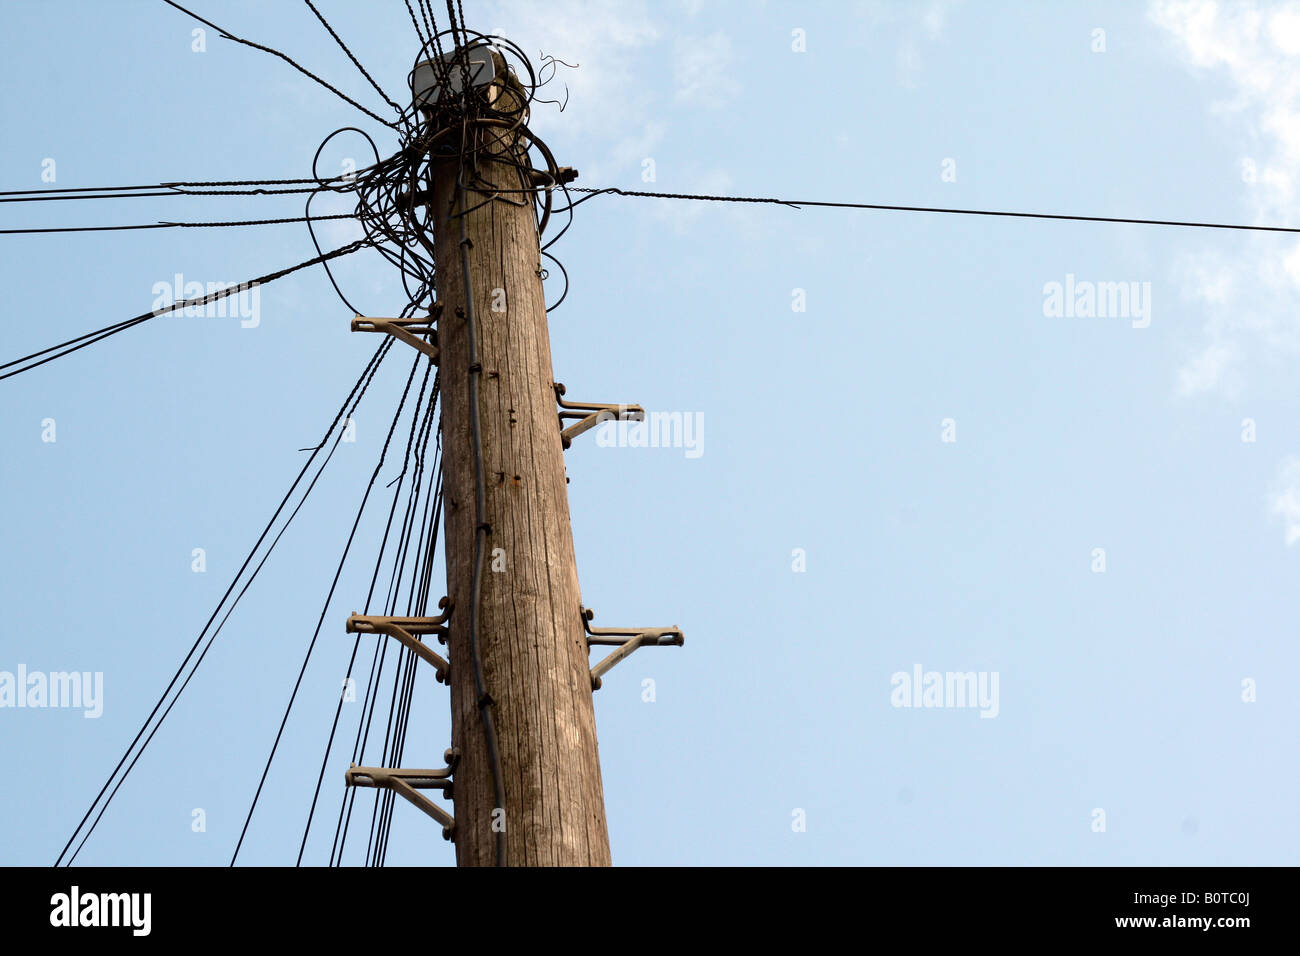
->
[348,40,682,867]
[429,49,610,867]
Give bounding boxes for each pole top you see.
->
[411,41,498,107]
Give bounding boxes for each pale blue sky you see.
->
[1,0,1298,866]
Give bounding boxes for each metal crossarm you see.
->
[553,382,644,449]
[345,752,458,841]
[352,306,441,363]
[346,599,454,684]
[580,605,684,690]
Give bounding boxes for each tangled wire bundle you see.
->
[305,29,580,317]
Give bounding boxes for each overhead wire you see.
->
[297,350,432,865]
[565,186,1300,235]
[337,370,441,866]
[0,239,369,382]
[304,0,402,114]
[362,381,440,865]
[367,417,442,866]
[0,185,334,203]
[305,127,383,314]
[325,336,440,866]
[0,213,355,235]
[56,341,390,865]
[160,0,398,129]
[69,343,392,867]
[231,336,417,866]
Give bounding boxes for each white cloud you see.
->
[475,0,668,188]
[673,31,741,107]
[1269,455,1300,544]
[1150,1,1300,395]
[922,1,954,37]
[854,0,961,84]
[480,0,659,137]
[1177,341,1237,394]
[584,121,666,187]
[1270,6,1300,52]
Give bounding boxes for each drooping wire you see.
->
[69,341,393,868]
[328,358,441,866]
[360,386,440,866]
[231,336,416,865]
[0,177,355,198]
[297,348,432,865]
[0,185,327,204]
[304,127,384,315]
[564,187,1300,235]
[367,432,441,866]
[304,0,402,114]
[0,213,355,235]
[0,239,369,383]
[160,0,398,129]
[403,0,432,71]
[56,341,390,866]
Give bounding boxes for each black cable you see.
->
[0,178,359,200]
[330,365,439,866]
[56,342,388,866]
[67,345,389,866]
[0,184,171,197]
[540,250,568,312]
[370,439,440,866]
[381,473,441,864]
[334,439,429,866]
[304,0,402,114]
[0,191,189,204]
[164,177,357,188]
[165,177,357,188]
[160,0,398,129]
[230,339,396,865]
[0,239,368,382]
[567,187,1300,235]
[67,347,386,866]
[306,128,383,314]
[361,394,438,866]
[444,0,472,97]
[413,0,435,51]
[359,412,436,867]
[0,213,354,235]
[0,185,332,203]
[297,350,428,865]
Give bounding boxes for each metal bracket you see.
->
[352,306,442,364]
[581,605,684,690]
[553,382,644,449]
[528,166,579,189]
[345,751,459,842]
[346,598,454,684]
